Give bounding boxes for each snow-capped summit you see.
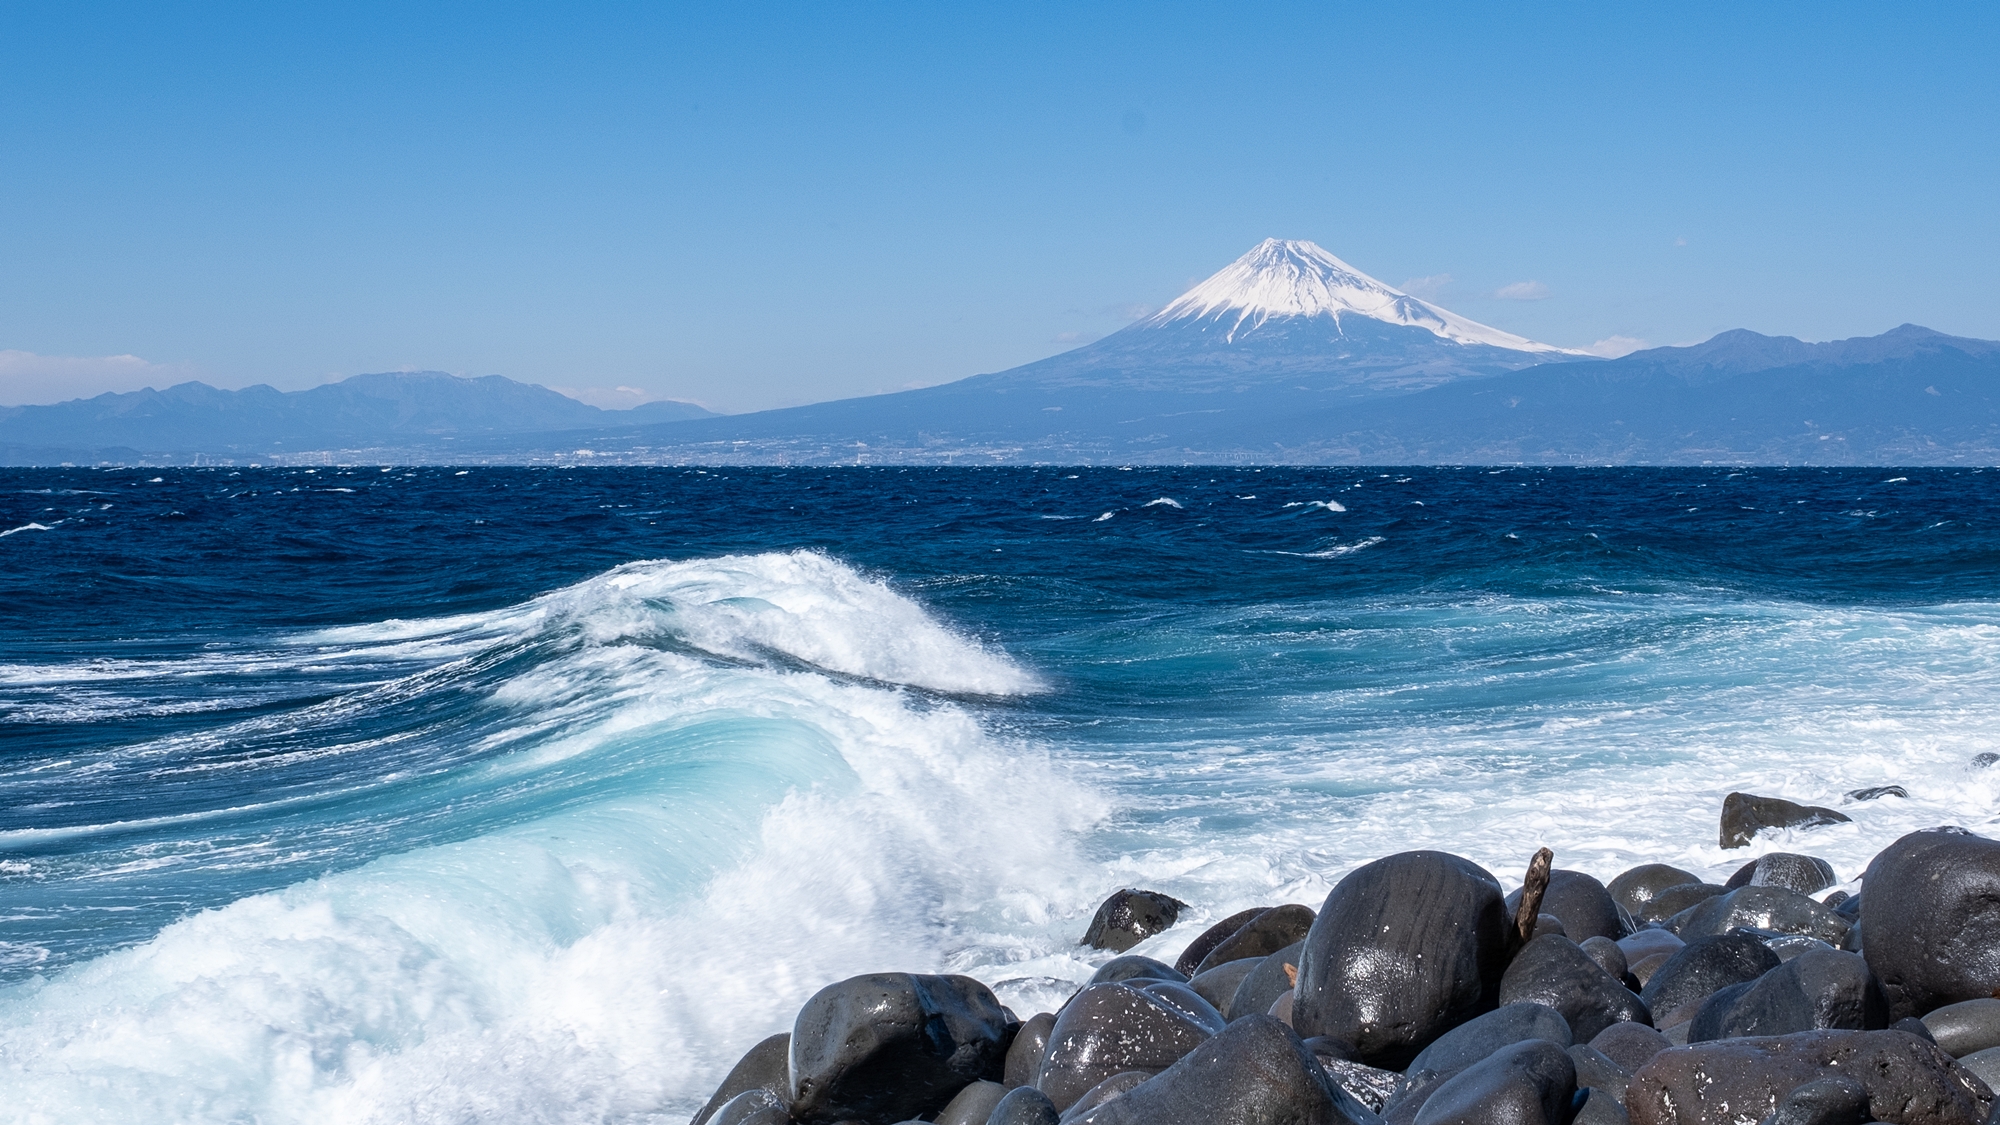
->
[1145,238,1578,354]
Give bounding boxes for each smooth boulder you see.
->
[986,1086,1060,1125]
[1228,941,1304,1022]
[788,973,1013,1124]
[1639,933,1782,1024]
[1755,1076,1869,1125]
[695,1033,792,1125]
[1590,1022,1672,1072]
[1088,955,1186,986]
[1862,828,2000,1021]
[936,1080,1008,1125]
[1724,854,1837,896]
[1508,870,1629,942]
[1034,982,1219,1111]
[1064,1015,1377,1125]
[1626,1029,1992,1125]
[1293,851,1511,1068]
[1003,1013,1055,1087]
[1720,793,1851,850]
[1499,934,1651,1042]
[710,1089,792,1125]
[1409,1038,1579,1125]
[1187,957,1264,1016]
[1194,904,1316,976]
[1082,889,1187,953]
[1407,1001,1574,1078]
[1173,908,1268,977]
[1670,886,1850,946]
[1610,865,1707,925]
[1922,999,2000,1059]
[1686,950,1885,1042]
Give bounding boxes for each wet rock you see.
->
[1628,953,1673,989]
[1972,753,1999,769]
[1003,1013,1055,1088]
[1193,904,1316,976]
[1922,998,2000,1058]
[1581,936,1629,981]
[1530,914,1568,941]
[1407,1038,1578,1125]
[1575,1093,1630,1125]
[1639,933,1782,1025]
[1686,950,1886,1041]
[1863,828,2000,1021]
[1567,1043,1633,1106]
[711,1088,792,1125]
[1846,785,1909,802]
[1228,940,1303,1021]
[1753,1075,1869,1125]
[1954,1045,2000,1091]
[1746,931,1838,963]
[1500,934,1651,1043]
[1724,854,1837,896]
[1670,886,1850,946]
[1590,1022,1672,1072]
[1186,957,1262,1016]
[1317,1055,1401,1113]
[1081,889,1187,953]
[1135,980,1226,1030]
[1647,883,1730,922]
[1034,982,1218,1111]
[1087,955,1186,986]
[1063,1015,1377,1125]
[1610,865,1707,923]
[1407,1001,1574,1077]
[1293,850,1511,1069]
[936,1081,1008,1125]
[986,1086,1060,1125]
[1895,1016,1939,1043]
[1058,1072,1151,1121]
[1720,793,1851,850]
[695,1033,793,1125]
[1173,908,1267,977]
[788,973,1013,1125]
[1820,890,1850,910]
[1508,870,1630,942]
[1618,929,1685,965]
[1625,1029,1992,1125]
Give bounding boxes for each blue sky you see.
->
[1,2,1995,411]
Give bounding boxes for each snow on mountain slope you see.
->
[1146,238,1580,354]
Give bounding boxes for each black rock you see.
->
[1193,904,1316,976]
[1408,1001,1574,1077]
[1895,1016,1940,1043]
[1723,854,1837,896]
[1616,929,1685,967]
[1081,890,1187,953]
[1754,1075,1870,1125]
[1293,850,1511,1069]
[1060,1071,1152,1120]
[936,1080,1008,1125]
[1003,1013,1055,1088]
[1227,940,1304,1021]
[1062,1015,1376,1125]
[1087,955,1186,986]
[1720,792,1851,850]
[1863,828,2000,1021]
[1609,865,1706,923]
[1686,949,1887,1042]
[1172,908,1268,977]
[1846,785,1909,802]
[1820,890,1850,910]
[1580,936,1628,981]
[1186,957,1263,1016]
[1405,1038,1578,1125]
[1638,933,1782,1023]
[788,973,1013,1125]
[1500,934,1652,1043]
[710,1088,792,1125]
[1670,886,1850,946]
[694,1033,792,1125]
[1626,1029,1992,1125]
[1645,883,1729,922]
[1831,893,1861,921]
[1589,1021,1672,1073]
[1567,1043,1633,1107]
[1973,753,1999,769]
[1135,980,1227,1031]
[1317,1055,1402,1113]
[1922,998,2000,1058]
[986,1086,1060,1125]
[1507,869,1630,942]
[1955,1045,2000,1091]
[1574,1092,1630,1125]
[1034,982,1217,1111]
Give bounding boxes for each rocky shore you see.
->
[690,798,2000,1125]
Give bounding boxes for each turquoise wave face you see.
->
[3,466,2000,1121]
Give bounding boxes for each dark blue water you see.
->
[4,466,1999,1122]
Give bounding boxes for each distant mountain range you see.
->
[6,238,1999,466]
[0,373,713,465]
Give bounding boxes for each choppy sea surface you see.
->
[4,465,2000,1123]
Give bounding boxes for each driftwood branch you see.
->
[1512,847,1554,949]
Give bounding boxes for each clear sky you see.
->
[2,2,1995,411]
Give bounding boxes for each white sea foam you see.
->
[0,522,55,538]
[1142,498,1182,509]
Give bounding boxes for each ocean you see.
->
[3,465,1999,1123]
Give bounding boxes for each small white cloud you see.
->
[0,350,196,406]
[1674,236,1688,247]
[1492,280,1551,301]
[547,383,678,409]
[1399,273,1453,300]
[1584,335,1648,358]
[1103,302,1156,322]
[1054,331,1086,344]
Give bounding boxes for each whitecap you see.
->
[1142,498,1182,508]
[0,522,55,538]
